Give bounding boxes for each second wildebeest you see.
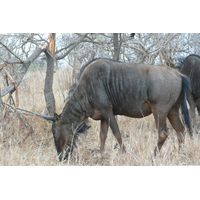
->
[177,54,200,123]
[43,58,192,161]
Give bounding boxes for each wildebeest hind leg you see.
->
[152,107,168,156]
[167,107,185,150]
[101,110,126,153]
[100,119,109,155]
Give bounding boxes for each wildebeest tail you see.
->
[181,75,192,136]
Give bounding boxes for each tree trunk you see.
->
[44,49,56,115]
[43,33,56,115]
[48,33,56,56]
[113,33,122,61]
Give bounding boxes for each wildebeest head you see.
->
[53,113,91,161]
[42,113,90,161]
[52,114,75,161]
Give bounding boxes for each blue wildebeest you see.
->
[42,58,192,161]
[177,54,200,124]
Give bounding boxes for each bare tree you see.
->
[44,33,56,115]
[0,33,88,115]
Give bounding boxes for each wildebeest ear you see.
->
[54,113,60,121]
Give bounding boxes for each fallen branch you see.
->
[2,101,47,119]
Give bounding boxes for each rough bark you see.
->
[44,50,55,115]
[113,33,122,61]
[113,33,119,60]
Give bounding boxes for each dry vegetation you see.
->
[1,67,200,166]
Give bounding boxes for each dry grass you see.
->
[1,67,200,166]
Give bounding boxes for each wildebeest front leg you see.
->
[187,92,196,126]
[100,119,109,154]
[101,110,126,153]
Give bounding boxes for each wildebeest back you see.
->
[75,59,182,118]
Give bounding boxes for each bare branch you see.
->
[55,43,76,54]
[0,41,24,63]
[55,33,88,60]
[1,46,47,97]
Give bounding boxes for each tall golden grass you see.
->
[1,67,200,166]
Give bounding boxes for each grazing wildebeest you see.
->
[177,54,200,123]
[43,58,192,161]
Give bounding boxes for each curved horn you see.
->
[40,110,55,121]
